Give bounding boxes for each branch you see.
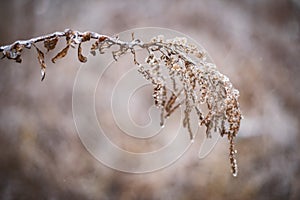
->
[0,29,145,80]
[0,29,242,176]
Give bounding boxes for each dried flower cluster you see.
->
[0,29,242,176]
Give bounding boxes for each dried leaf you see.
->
[77,43,87,63]
[15,55,22,63]
[90,36,107,56]
[99,36,107,42]
[65,29,74,45]
[44,37,58,52]
[81,32,91,42]
[34,45,46,81]
[51,45,70,63]
[14,43,24,52]
[36,47,46,68]
[90,41,98,56]
[6,43,25,61]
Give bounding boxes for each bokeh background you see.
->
[0,0,299,199]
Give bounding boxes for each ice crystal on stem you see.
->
[0,29,242,176]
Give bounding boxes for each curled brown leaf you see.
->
[44,37,58,52]
[77,43,87,63]
[51,45,70,63]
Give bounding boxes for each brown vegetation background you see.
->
[0,0,299,199]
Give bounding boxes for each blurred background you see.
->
[0,0,299,199]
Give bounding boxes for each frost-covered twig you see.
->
[0,29,242,176]
[0,29,144,80]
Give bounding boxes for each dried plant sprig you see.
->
[0,29,242,176]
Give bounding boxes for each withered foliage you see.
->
[51,45,70,63]
[77,43,87,63]
[0,29,242,176]
[33,44,46,81]
[44,36,58,52]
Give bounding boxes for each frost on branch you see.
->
[0,29,242,176]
